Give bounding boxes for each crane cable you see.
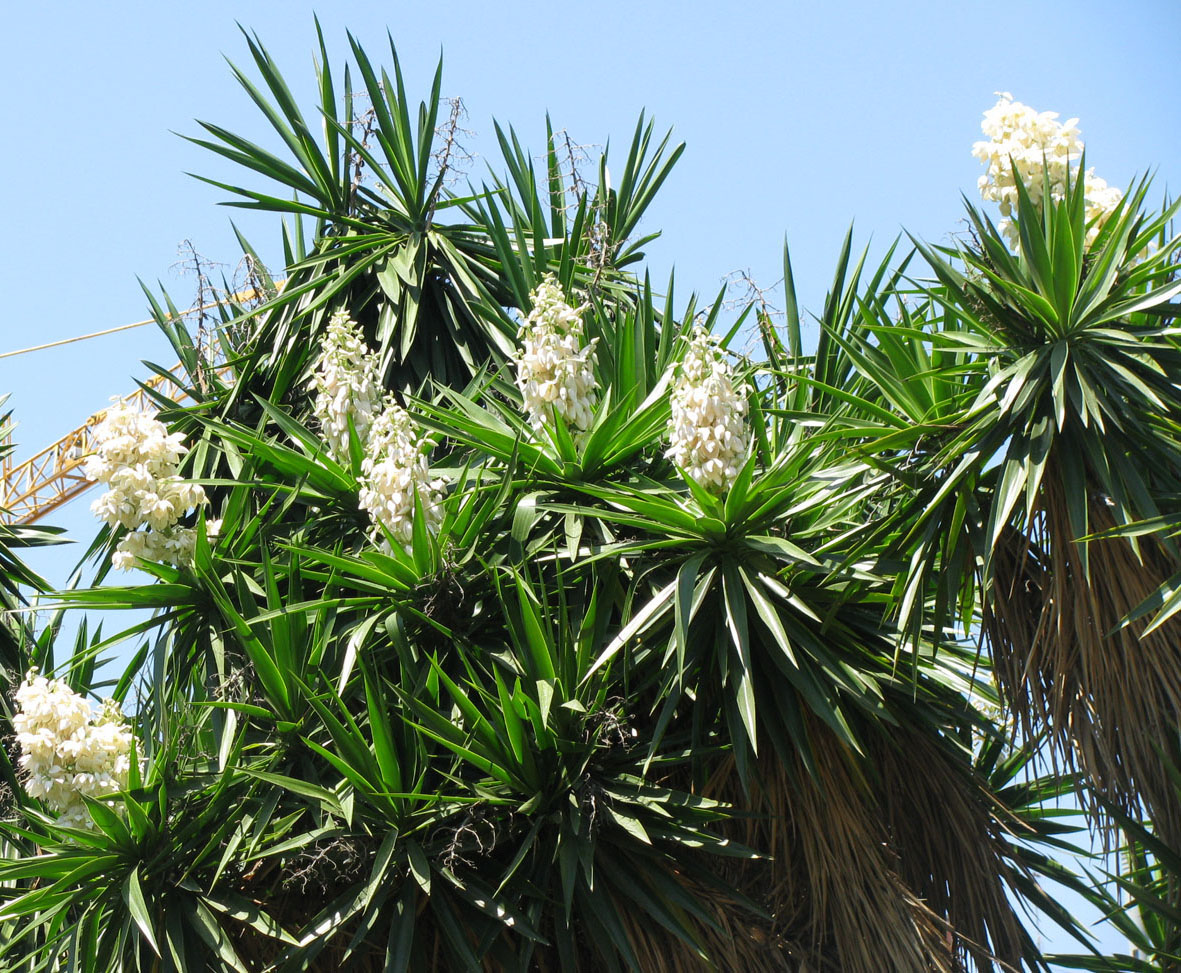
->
[0,281,284,361]
[0,319,155,360]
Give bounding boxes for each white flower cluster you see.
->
[310,311,387,460]
[666,328,749,494]
[85,401,210,570]
[13,671,137,830]
[310,312,443,547]
[358,403,445,548]
[514,277,598,435]
[972,93,1122,248]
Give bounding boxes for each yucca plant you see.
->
[0,723,300,972]
[0,31,1129,973]
[181,23,680,420]
[897,165,1181,849]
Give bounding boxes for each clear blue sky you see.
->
[3,0,1179,961]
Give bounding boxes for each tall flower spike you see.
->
[358,402,445,549]
[14,670,138,832]
[311,311,388,461]
[514,276,599,435]
[972,92,1122,248]
[666,328,749,494]
[85,401,209,569]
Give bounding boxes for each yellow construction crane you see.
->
[1,286,275,526]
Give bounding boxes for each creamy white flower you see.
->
[514,277,598,435]
[86,402,209,569]
[666,328,749,494]
[357,403,444,548]
[311,311,387,461]
[14,671,137,831]
[973,92,1122,248]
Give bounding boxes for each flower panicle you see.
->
[85,401,210,569]
[972,92,1122,248]
[310,311,388,460]
[13,670,139,831]
[666,327,749,494]
[357,402,445,548]
[514,276,599,435]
